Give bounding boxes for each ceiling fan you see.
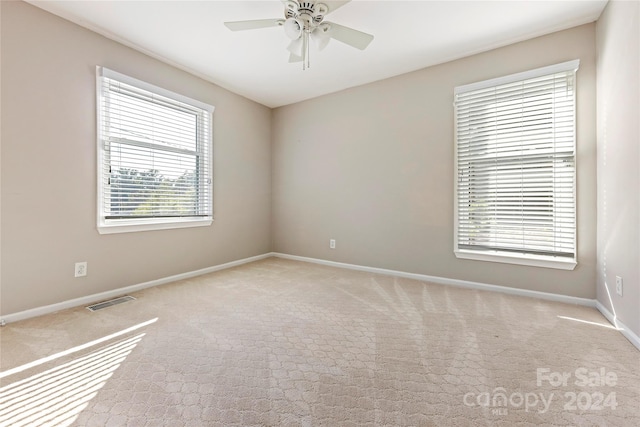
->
[224,1,374,70]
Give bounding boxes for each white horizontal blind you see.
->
[455,61,578,259]
[97,68,212,223]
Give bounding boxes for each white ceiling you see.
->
[28,0,607,108]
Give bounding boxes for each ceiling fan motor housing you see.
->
[285,1,329,30]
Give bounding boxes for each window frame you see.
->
[453,60,579,270]
[96,66,214,234]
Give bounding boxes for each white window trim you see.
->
[453,60,579,270]
[454,249,577,270]
[96,67,214,234]
[97,217,213,235]
[454,60,580,94]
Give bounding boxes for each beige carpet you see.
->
[1,257,638,426]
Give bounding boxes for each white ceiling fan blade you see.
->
[224,19,283,31]
[323,1,352,15]
[325,22,374,50]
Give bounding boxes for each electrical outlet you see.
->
[615,276,623,296]
[75,262,87,278]
[329,239,336,249]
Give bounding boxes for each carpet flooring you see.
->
[1,257,639,426]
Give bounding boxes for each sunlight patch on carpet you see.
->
[0,333,144,426]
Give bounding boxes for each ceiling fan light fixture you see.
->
[285,0,298,12]
[287,38,304,56]
[313,3,329,21]
[288,53,303,63]
[283,17,303,40]
[314,36,330,51]
[312,23,331,50]
[224,0,375,70]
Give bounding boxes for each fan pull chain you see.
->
[303,30,310,70]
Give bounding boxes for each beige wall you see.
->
[273,24,597,298]
[596,0,640,337]
[0,1,272,315]
[1,1,615,318]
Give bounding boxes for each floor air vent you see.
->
[87,296,136,312]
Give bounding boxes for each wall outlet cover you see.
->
[615,276,623,296]
[75,262,88,277]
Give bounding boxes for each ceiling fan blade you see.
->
[324,1,352,14]
[325,22,374,50]
[224,19,283,31]
[289,53,303,63]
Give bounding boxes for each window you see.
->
[454,60,578,270]
[97,67,214,234]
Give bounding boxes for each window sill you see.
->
[455,249,577,270]
[98,217,212,234]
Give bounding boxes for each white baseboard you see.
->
[596,301,640,351]
[273,253,640,351]
[4,251,636,352]
[272,252,596,307]
[0,253,273,325]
